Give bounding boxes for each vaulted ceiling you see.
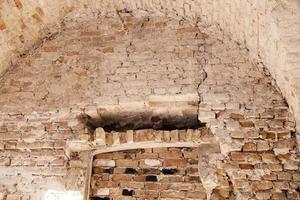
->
[0,0,300,134]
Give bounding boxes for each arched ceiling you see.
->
[0,0,300,134]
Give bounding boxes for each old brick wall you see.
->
[1,1,300,136]
[0,3,300,200]
[91,147,206,199]
[1,1,300,123]
[0,11,207,199]
[197,23,300,199]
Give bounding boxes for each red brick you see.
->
[260,131,276,139]
[176,27,199,33]
[262,173,277,181]
[277,131,291,139]
[112,174,132,181]
[244,130,259,138]
[168,183,195,190]
[239,164,254,170]
[159,150,182,158]
[257,141,270,151]
[273,181,290,190]
[116,159,138,167]
[164,159,187,167]
[160,191,185,198]
[274,139,295,149]
[240,120,254,127]
[103,46,114,53]
[243,142,256,151]
[252,181,273,191]
[230,152,246,161]
[155,21,167,28]
[186,191,207,198]
[230,113,244,120]
[276,172,292,180]
[292,172,300,181]
[268,163,283,172]
[42,46,59,52]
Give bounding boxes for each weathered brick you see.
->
[273,181,290,190]
[243,142,256,151]
[164,159,187,167]
[160,190,185,198]
[116,159,138,167]
[252,181,273,191]
[240,120,254,128]
[274,139,295,149]
[256,141,270,151]
[93,159,116,167]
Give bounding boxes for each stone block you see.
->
[144,159,161,167]
[170,130,178,142]
[93,159,115,167]
[198,111,215,122]
[112,132,120,146]
[126,130,134,143]
[93,188,110,196]
[94,128,106,146]
[252,181,273,191]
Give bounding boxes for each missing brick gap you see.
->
[78,111,206,133]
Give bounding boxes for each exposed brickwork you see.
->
[67,128,215,155]
[197,24,300,199]
[0,12,207,199]
[91,147,207,200]
[0,11,204,112]
[0,5,299,200]
[1,1,300,134]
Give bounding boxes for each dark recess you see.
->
[161,168,178,175]
[90,197,110,200]
[122,189,134,196]
[146,175,158,182]
[125,168,138,174]
[78,111,205,132]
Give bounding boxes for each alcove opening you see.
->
[79,111,206,132]
[90,147,204,200]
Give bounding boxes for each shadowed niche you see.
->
[78,111,205,132]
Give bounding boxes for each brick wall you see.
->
[0,11,207,199]
[91,147,206,199]
[1,1,300,132]
[0,4,299,200]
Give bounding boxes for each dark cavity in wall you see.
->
[122,189,135,196]
[90,197,110,200]
[78,111,205,132]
